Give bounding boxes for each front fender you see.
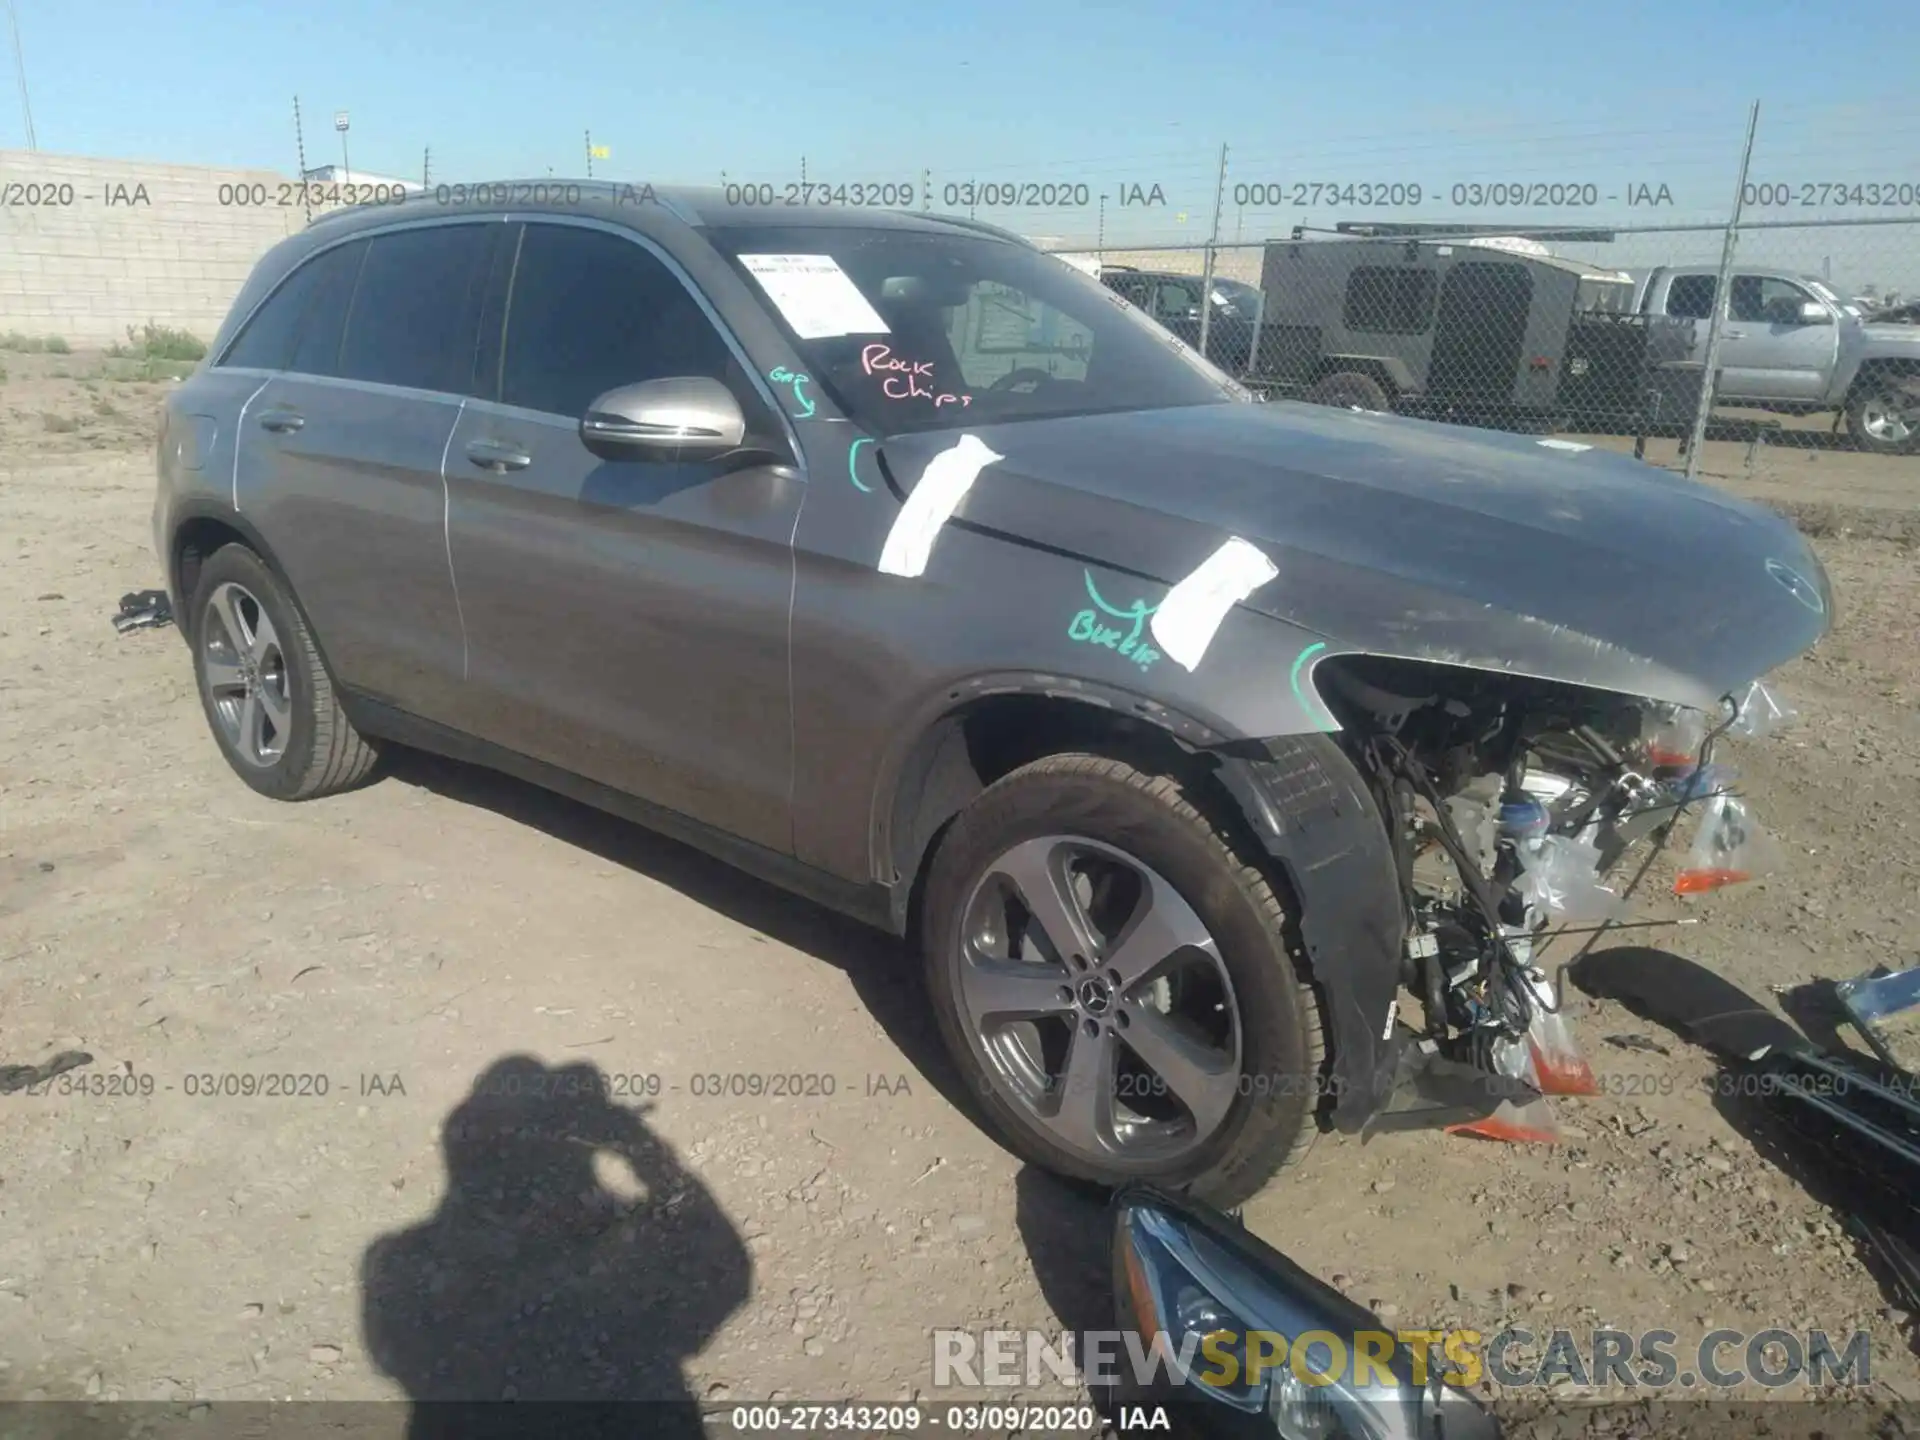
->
[1213,735,1405,1133]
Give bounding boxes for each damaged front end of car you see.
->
[1310,654,1805,1145]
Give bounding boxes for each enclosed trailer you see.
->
[1250,236,1701,432]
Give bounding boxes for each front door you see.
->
[1718,273,1839,401]
[443,220,802,854]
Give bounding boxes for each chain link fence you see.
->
[290,97,1920,498]
[903,101,1920,495]
[1051,217,1920,492]
[665,101,1915,496]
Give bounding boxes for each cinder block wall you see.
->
[0,150,307,347]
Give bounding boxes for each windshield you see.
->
[708,225,1242,436]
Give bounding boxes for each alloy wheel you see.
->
[201,581,292,768]
[953,835,1243,1168]
[1861,397,1913,445]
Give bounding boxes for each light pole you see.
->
[334,111,351,181]
[5,0,35,151]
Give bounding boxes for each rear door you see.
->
[236,220,498,722]
[442,220,802,853]
[1428,260,1531,403]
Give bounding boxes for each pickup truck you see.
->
[1632,264,1920,455]
[1097,266,1265,373]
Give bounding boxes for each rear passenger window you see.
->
[1666,275,1717,320]
[500,224,743,419]
[221,255,332,371]
[337,224,492,393]
[286,240,367,378]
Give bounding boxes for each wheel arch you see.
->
[878,678,1407,1135]
[164,502,343,679]
[1310,356,1409,397]
[167,501,292,623]
[1845,355,1920,401]
[876,678,1233,929]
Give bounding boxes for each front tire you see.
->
[1846,378,1920,456]
[920,753,1326,1207]
[188,544,381,800]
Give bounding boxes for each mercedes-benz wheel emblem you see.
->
[1077,978,1113,1016]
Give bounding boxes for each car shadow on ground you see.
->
[381,749,981,1124]
[1015,1166,1115,1343]
[360,1054,743,1437]
[1570,945,1920,1356]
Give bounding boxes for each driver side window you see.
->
[499,223,775,439]
[1730,274,1815,325]
[946,280,1093,389]
[1150,280,1197,321]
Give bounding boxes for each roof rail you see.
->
[903,210,1035,246]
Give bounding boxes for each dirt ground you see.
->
[4,345,1920,1433]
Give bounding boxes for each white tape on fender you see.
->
[1150,536,1278,672]
[877,434,1004,579]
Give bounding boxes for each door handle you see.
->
[465,438,531,472]
[258,410,305,433]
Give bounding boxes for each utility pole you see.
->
[4,0,34,150]
[334,110,351,182]
[1684,102,1761,482]
[1197,143,1228,360]
[585,131,594,178]
[292,96,312,224]
[422,146,430,189]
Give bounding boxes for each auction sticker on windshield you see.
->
[739,253,891,339]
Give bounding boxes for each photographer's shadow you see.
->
[362,1055,750,1438]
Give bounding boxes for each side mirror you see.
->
[580,377,747,462]
[1796,300,1831,325]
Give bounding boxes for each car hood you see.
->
[876,400,1832,711]
[1860,322,1920,348]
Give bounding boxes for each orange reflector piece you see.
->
[1445,1099,1561,1146]
[1674,867,1751,895]
[1121,1224,1163,1339]
[1647,746,1696,767]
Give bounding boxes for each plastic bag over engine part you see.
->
[1662,761,1739,805]
[1517,834,1627,923]
[1729,680,1797,739]
[1674,792,1785,895]
[1643,706,1708,767]
[1526,1005,1600,1097]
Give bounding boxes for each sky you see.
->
[6,0,1918,287]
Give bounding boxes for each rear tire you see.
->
[920,753,1326,1207]
[1845,377,1920,456]
[1304,370,1391,413]
[188,543,381,801]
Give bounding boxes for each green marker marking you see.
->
[1289,641,1338,730]
[1069,571,1162,672]
[848,436,875,493]
[1083,571,1159,621]
[768,366,815,419]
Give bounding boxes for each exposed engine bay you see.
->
[1316,655,1790,1133]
